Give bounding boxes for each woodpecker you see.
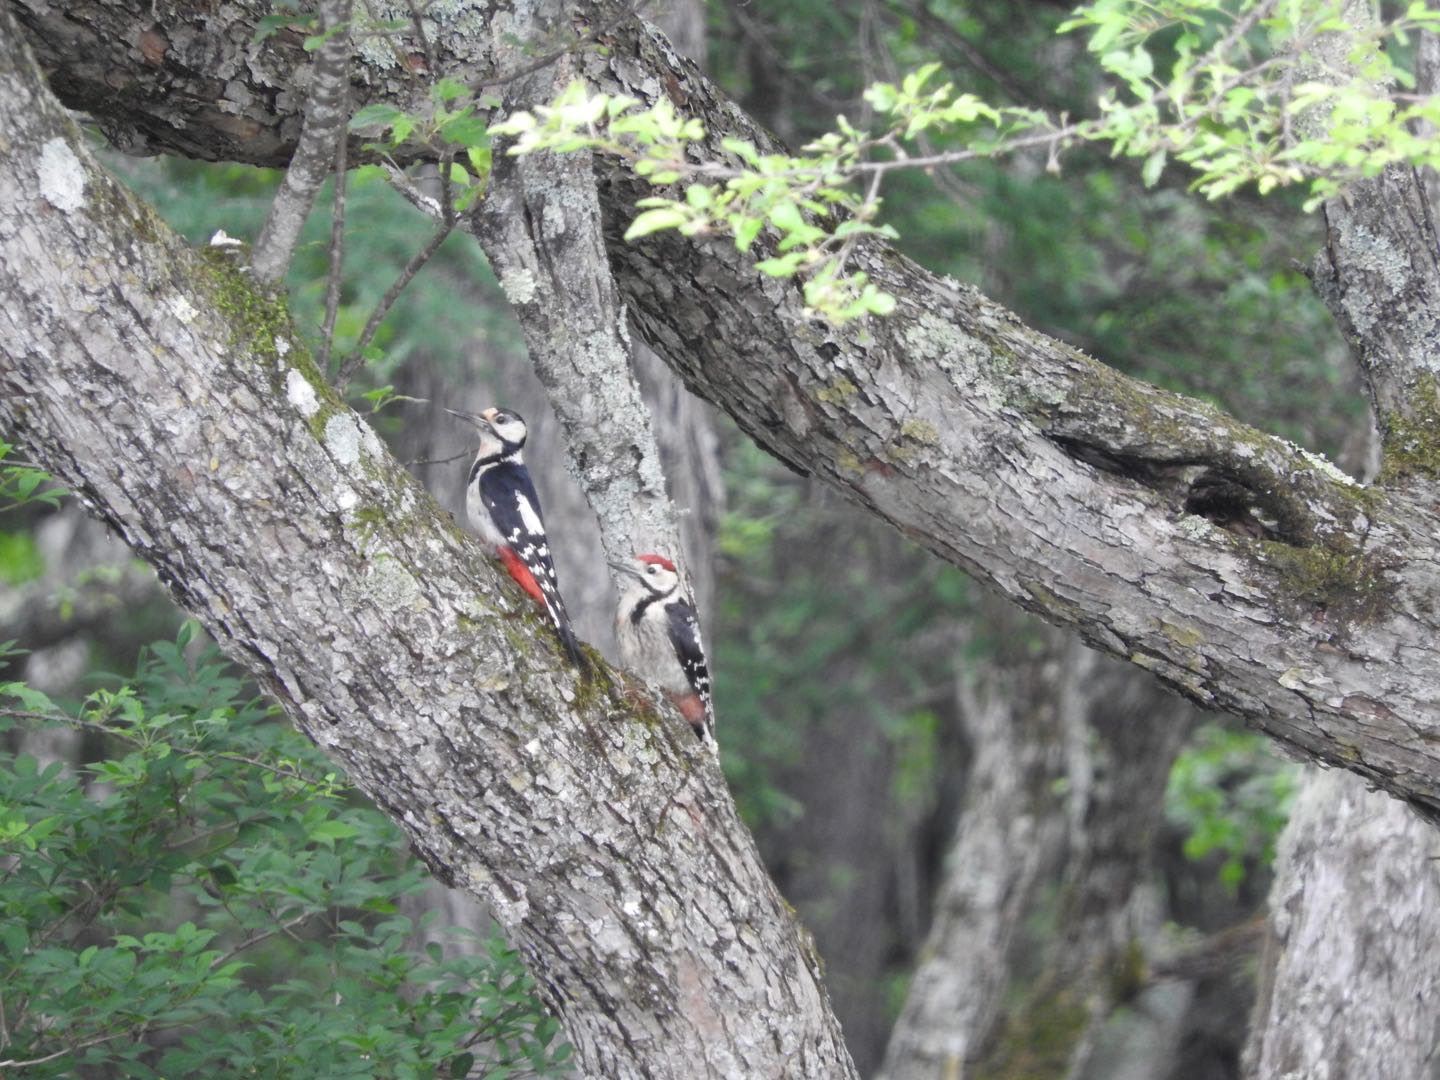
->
[449,406,588,674]
[610,553,714,744]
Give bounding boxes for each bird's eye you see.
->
[646,565,658,574]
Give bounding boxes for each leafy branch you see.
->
[479,0,1440,321]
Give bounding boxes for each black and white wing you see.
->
[478,460,587,673]
[666,597,712,727]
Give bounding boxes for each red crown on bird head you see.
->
[636,553,676,572]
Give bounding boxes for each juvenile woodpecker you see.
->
[610,553,714,744]
[450,406,588,674]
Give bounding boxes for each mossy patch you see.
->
[1379,374,1440,484]
[1257,540,1395,625]
[195,247,340,436]
[814,377,858,405]
[900,418,940,445]
[1106,938,1146,1003]
[972,986,1090,1080]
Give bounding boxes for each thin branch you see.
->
[0,1016,200,1070]
[333,216,456,392]
[251,0,354,284]
[208,911,319,972]
[404,447,473,467]
[316,79,351,374]
[404,0,438,75]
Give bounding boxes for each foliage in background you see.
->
[0,442,65,588]
[714,442,974,833]
[0,631,569,1077]
[1165,723,1300,892]
[103,153,517,399]
[486,0,1440,320]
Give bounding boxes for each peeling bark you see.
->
[0,18,855,1077]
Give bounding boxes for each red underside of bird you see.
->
[498,546,546,607]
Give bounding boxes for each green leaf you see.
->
[433,77,468,103]
[1141,148,1166,187]
[733,216,764,251]
[349,104,407,132]
[624,207,689,240]
[754,252,807,277]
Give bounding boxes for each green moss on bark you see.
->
[973,987,1090,1080]
[1379,374,1440,484]
[1257,540,1395,625]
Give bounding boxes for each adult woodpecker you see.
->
[609,553,714,744]
[449,406,588,674]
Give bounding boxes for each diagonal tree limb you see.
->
[0,17,855,1076]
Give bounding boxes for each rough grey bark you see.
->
[1239,26,1440,1076]
[1243,767,1440,1080]
[0,19,855,1077]
[1310,163,1440,455]
[1299,4,1440,450]
[14,0,1440,816]
[878,627,1076,1080]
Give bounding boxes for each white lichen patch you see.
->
[324,412,364,465]
[168,295,199,324]
[1278,668,1307,690]
[335,486,358,511]
[274,336,292,359]
[498,266,538,305]
[359,419,384,460]
[287,368,321,417]
[362,556,422,610]
[1300,448,1359,487]
[38,139,87,214]
[1175,514,1216,541]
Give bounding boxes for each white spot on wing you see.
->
[516,493,545,537]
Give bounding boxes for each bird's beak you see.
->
[445,408,493,432]
[608,559,642,580]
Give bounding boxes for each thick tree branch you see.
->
[0,17,854,1077]
[1301,6,1440,480]
[12,1,1440,815]
[472,6,685,571]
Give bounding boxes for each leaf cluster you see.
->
[0,631,570,1077]
[0,441,65,516]
[349,78,497,214]
[1164,722,1299,892]
[489,0,1440,322]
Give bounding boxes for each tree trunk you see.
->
[880,620,1195,1080]
[1243,768,1440,1079]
